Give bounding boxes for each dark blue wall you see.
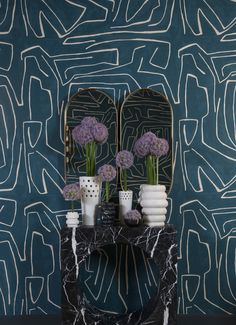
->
[0,0,236,316]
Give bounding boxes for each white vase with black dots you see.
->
[80,176,102,225]
[119,190,133,225]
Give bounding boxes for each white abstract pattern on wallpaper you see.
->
[0,0,236,315]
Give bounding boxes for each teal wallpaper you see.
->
[0,0,236,316]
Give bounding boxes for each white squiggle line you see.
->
[141,249,151,286]
[112,0,122,22]
[118,244,128,312]
[125,0,157,23]
[0,260,10,305]
[103,245,118,303]
[0,42,13,71]
[125,244,128,294]
[131,245,143,307]
[225,236,236,302]
[218,253,236,307]
[0,1,16,35]
[84,249,109,301]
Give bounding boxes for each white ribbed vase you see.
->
[66,211,80,228]
[139,184,168,227]
[80,176,101,226]
[119,190,133,225]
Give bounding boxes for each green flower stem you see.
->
[146,155,150,184]
[88,143,91,176]
[147,155,159,185]
[152,156,155,185]
[156,156,159,184]
[123,169,127,191]
[90,141,96,176]
[105,181,110,203]
[85,144,90,176]
[154,155,158,185]
[120,168,123,191]
[146,155,153,185]
[85,142,96,176]
[71,200,74,212]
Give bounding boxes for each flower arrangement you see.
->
[133,132,169,185]
[98,164,116,202]
[124,209,142,226]
[72,116,108,176]
[116,150,134,191]
[62,182,81,211]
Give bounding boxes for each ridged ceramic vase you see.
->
[66,211,80,228]
[119,190,133,225]
[80,176,101,226]
[139,184,168,227]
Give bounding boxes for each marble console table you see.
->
[61,225,177,325]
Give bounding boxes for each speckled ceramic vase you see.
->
[80,176,102,226]
[139,185,168,227]
[119,190,133,225]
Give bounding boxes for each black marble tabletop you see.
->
[61,225,177,325]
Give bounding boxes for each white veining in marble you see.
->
[163,306,169,325]
[61,225,177,325]
[72,227,79,279]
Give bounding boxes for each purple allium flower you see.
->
[133,132,169,158]
[142,131,157,146]
[62,182,81,201]
[92,122,108,144]
[133,137,150,157]
[124,209,142,226]
[116,150,134,169]
[72,125,94,146]
[81,116,98,128]
[133,132,158,157]
[150,138,169,157]
[125,209,141,220]
[98,164,116,182]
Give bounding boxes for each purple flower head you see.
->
[150,138,169,157]
[72,125,94,146]
[116,150,134,169]
[142,132,157,146]
[62,182,81,201]
[98,164,116,182]
[92,122,108,144]
[81,116,98,129]
[133,137,149,157]
[134,132,163,157]
[124,209,142,226]
[125,209,141,219]
[133,132,158,157]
